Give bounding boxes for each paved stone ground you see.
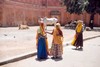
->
[0,26,100,64]
[1,37,100,67]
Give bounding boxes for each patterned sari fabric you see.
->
[50,24,63,58]
[36,23,49,59]
[50,43,63,58]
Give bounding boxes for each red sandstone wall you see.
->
[1,0,66,27]
[0,0,100,27]
[0,1,3,26]
[10,0,61,6]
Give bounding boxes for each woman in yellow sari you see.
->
[47,23,63,59]
[36,21,49,59]
[71,20,83,50]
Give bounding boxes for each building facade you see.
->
[0,0,100,27]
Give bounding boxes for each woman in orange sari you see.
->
[71,20,83,50]
[36,21,49,59]
[47,23,63,59]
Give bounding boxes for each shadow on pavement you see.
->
[84,35,100,41]
[51,57,63,61]
[35,58,48,62]
[0,53,37,66]
[72,48,83,51]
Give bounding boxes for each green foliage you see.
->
[86,0,100,14]
[63,0,100,14]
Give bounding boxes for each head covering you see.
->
[55,23,63,37]
[39,20,44,24]
[76,20,83,33]
[77,20,83,24]
[56,23,60,26]
[56,23,61,29]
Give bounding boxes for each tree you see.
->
[63,0,100,29]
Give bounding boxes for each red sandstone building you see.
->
[0,0,100,27]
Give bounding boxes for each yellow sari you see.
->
[53,28,63,45]
[71,21,82,46]
[50,24,63,57]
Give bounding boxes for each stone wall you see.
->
[0,0,100,27]
[1,0,66,27]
